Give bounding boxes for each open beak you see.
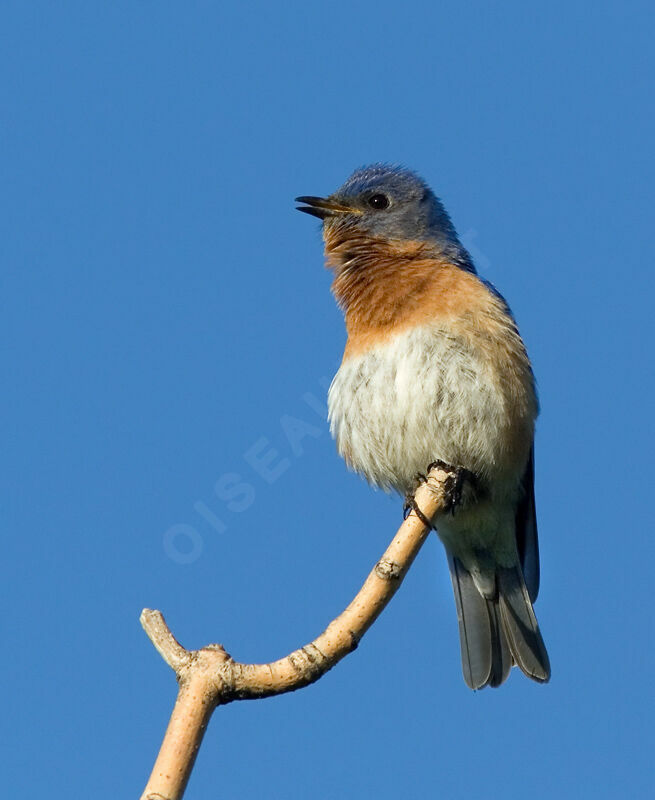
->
[295,196,360,220]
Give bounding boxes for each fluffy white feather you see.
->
[328,323,528,494]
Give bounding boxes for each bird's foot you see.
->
[404,462,477,525]
[404,470,433,524]
[426,461,477,516]
[403,492,435,530]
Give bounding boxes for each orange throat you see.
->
[324,226,477,356]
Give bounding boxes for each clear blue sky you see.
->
[2,2,653,798]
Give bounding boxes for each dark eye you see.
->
[367,193,390,210]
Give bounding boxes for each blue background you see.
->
[2,2,653,797]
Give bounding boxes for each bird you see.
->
[295,164,550,689]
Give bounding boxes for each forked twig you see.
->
[140,463,456,800]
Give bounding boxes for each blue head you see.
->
[297,164,471,267]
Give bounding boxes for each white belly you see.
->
[327,325,530,494]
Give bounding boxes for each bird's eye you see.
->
[367,193,390,210]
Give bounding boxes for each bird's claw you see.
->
[404,471,431,520]
[425,461,477,516]
[404,462,477,524]
[445,467,477,516]
[403,494,435,530]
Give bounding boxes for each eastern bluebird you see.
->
[296,164,550,689]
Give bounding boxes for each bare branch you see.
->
[140,463,455,800]
[141,610,192,673]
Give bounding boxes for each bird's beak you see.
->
[295,196,360,220]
